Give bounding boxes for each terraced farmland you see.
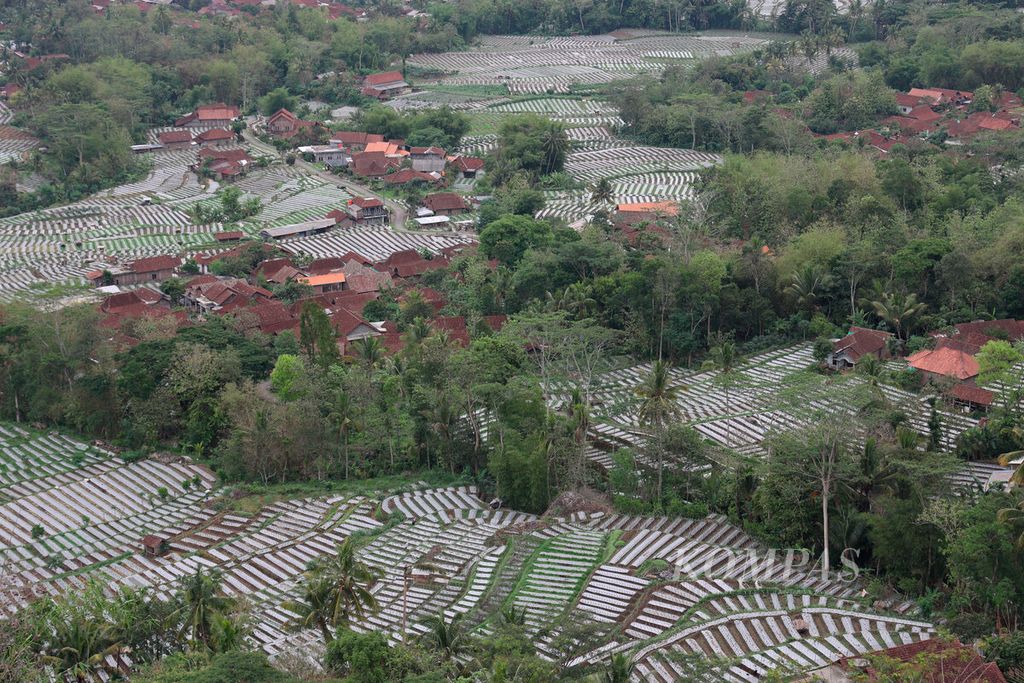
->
[0,145,357,301]
[537,147,714,222]
[547,343,981,460]
[411,32,772,96]
[0,427,934,681]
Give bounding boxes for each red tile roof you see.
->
[952,319,1024,341]
[948,383,995,407]
[268,108,298,124]
[214,231,244,242]
[908,346,980,380]
[351,197,384,209]
[158,130,193,145]
[129,255,181,274]
[246,301,296,334]
[100,289,162,312]
[382,168,440,185]
[380,250,449,278]
[195,103,240,120]
[331,131,385,147]
[364,71,405,87]
[838,638,1005,683]
[410,146,446,156]
[451,155,485,172]
[616,201,680,215]
[896,93,925,108]
[350,151,401,177]
[832,327,892,362]
[195,128,234,142]
[423,193,469,213]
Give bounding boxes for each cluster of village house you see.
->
[826,320,1024,412]
[89,241,506,357]
[144,89,487,194]
[816,87,1022,152]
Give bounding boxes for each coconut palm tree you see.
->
[637,360,685,500]
[172,567,234,649]
[704,338,739,445]
[997,499,1024,549]
[605,653,634,683]
[40,618,124,682]
[402,317,433,348]
[545,284,597,319]
[328,391,355,480]
[318,538,382,628]
[418,611,468,661]
[421,388,457,473]
[283,573,339,645]
[787,264,833,315]
[539,121,570,175]
[590,178,613,205]
[352,336,384,366]
[869,291,927,341]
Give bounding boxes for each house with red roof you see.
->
[410,146,446,173]
[100,288,164,314]
[378,250,449,279]
[300,272,347,294]
[330,131,386,152]
[895,93,926,115]
[232,300,298,335]
[175,103,240,129]
[0,83,23,100]
[195,147,252,181]
[345,197,389,225]
[265,108,320,140]
[449,155,485,180]
[382,168,442,187]
[422,192,470,217]
[89,255,182,286]
[947,383,995,411]
[158,129,193,149]
[193,128,235,148]
[184,277,273,313]
[826,327,892,370]
[350,151,402,178]
[361,71,410,100]
[330,308,382,354]
[819,638,1005,682]
[908,346,980,382]
[336,259,392,294]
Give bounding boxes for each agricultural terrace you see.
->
[0,102,37,166]
[0,423,935,682]
[406,32,763,224]
[546,343,982,460]
[408,32,774,96]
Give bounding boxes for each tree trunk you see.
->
[821,486,830,581]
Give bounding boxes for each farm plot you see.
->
[0,123,38,165]
[409,32,771,95]
[277,226,477,262]
[565,145,720,184]
[245,180,353,227]
[536,170,700,222]
[0,427,931,682]
[0,144,343,301]
[545,343,978,460]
